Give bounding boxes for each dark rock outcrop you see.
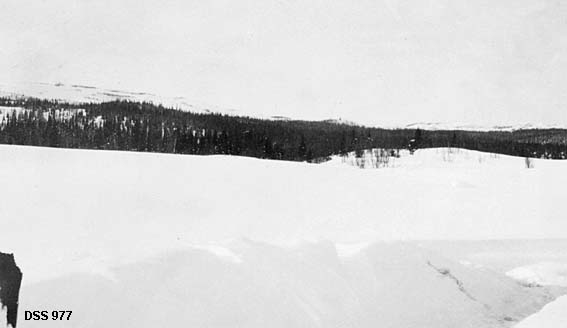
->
[0,253,22,328]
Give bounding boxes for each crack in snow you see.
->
[427,261,478,302]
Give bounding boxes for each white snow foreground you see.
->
[514,295,567,328]
[17,241,560,328]
[0,145,566,327]
[507,263,567,328]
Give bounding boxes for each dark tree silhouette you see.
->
[0,96,565,161]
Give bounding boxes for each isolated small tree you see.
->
[355,148,365,168]
[409,128,423,154]
[525,157,534,169]
[374,149,390,168]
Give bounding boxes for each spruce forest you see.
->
[1,97,566,161]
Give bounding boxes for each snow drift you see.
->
[0,145,566,327]
[514,295,567,328]
[506,262,567,327]
[17,241,562,328]
[507,263,567,288]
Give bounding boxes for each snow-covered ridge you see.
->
[0,81,230,115]
[1,82,564,131]
[403,122,566,132]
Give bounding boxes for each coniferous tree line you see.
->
[0,96,566,161]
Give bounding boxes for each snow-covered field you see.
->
[0,145,566,327]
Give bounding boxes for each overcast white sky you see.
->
[1,0,566,126]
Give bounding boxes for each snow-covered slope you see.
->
[0,82,223,114]
[514,295,567,328]
[17,241,561,328]
[2,82,564,131]
[508,262,567,328]
[0,145,566,327]
[403,122,566,132]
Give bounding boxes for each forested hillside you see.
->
[1,97,566,161]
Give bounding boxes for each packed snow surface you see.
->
[0,145,566,327]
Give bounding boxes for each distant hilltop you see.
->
[403,122,567,132]
[1,82,563,132]
[1,94,567,161]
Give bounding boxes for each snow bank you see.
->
[0,145,565,327]
[508,262,567,328]
[17,241,559,328]
[0,145,566,285]
[507,263,567,287]
[514,295,567,328]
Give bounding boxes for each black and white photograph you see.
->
[1,1,567,327]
